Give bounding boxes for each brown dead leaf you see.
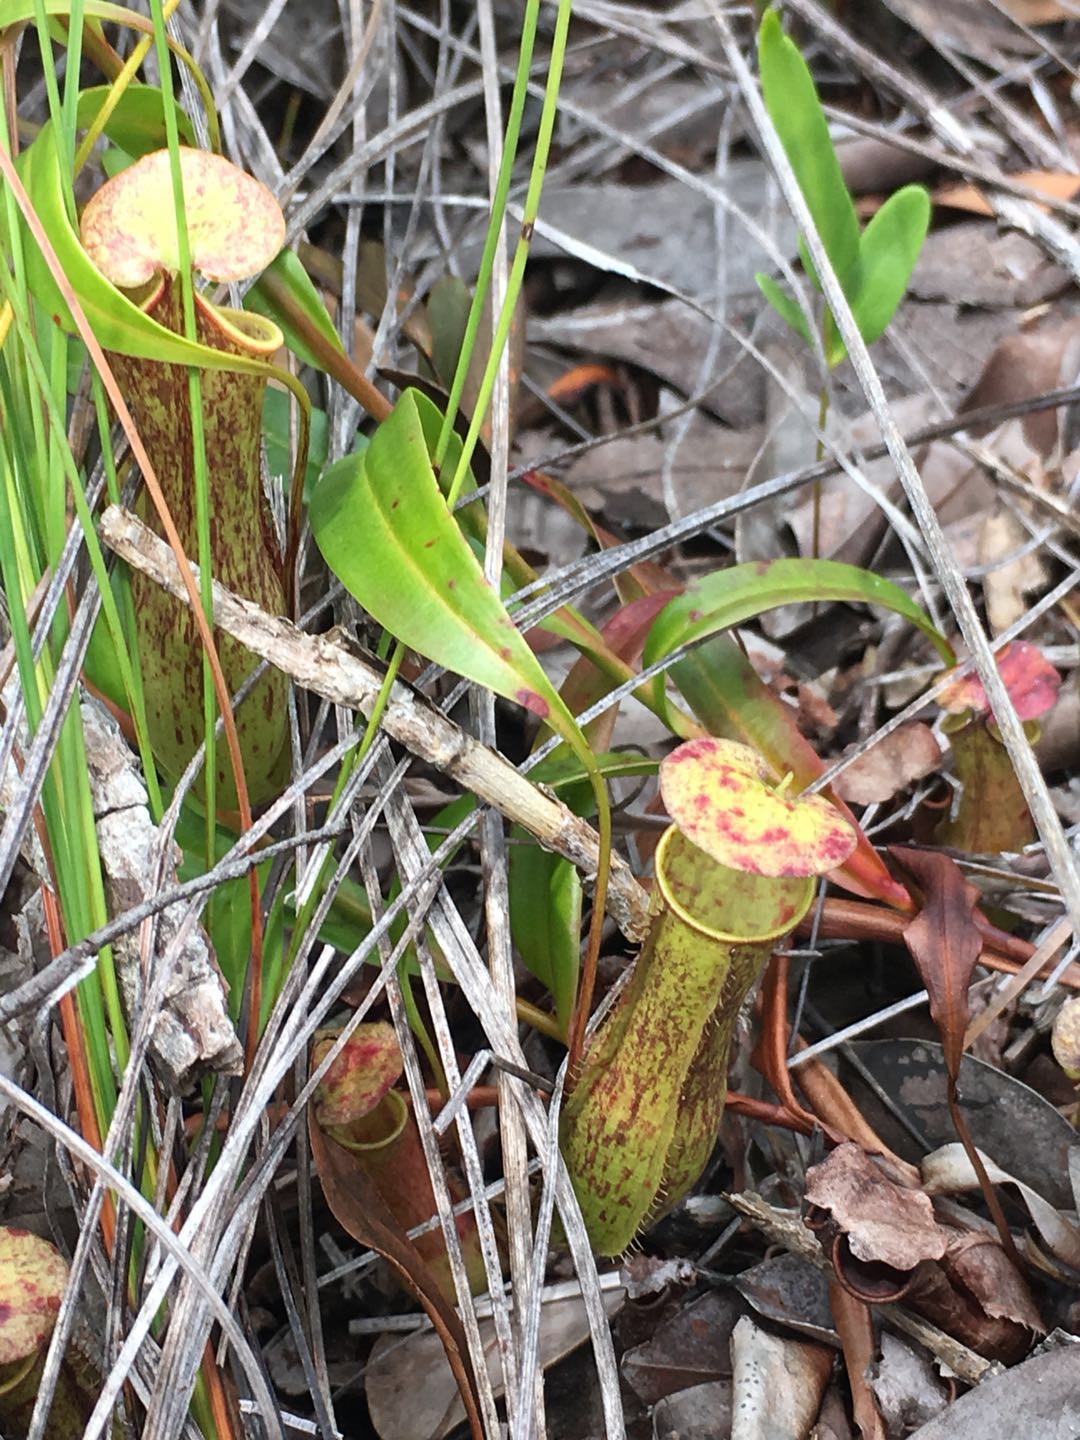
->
[804,1143,947,1292]
[910,223,1069,308]
[805,1146,1040,1363]
[904,1255,1036,1364]
[935,170,1080,218]
[978,507,1050,636]
[883,0,1068,58]
[833,725,943,806]
[944,1231,1044,1333]
[959,317,1080,457]
[889,850,982,1078]
[1000,0,1075,22]
[890,850,1025,1266]
[827,1278,886,1440]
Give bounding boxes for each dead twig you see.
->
[98,503,651,942]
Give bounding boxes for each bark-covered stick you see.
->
[99,503,651,942]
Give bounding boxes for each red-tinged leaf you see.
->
[890,848,983,1077]
[308,1111,484,1438]
[938,641,1061,721]
[660,737,857,878]
[521,469,677,603]
[560,591,676,750]
[644,559,955,707]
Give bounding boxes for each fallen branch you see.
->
[99,504,652,941]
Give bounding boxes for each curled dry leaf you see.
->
[937,641,1061,722]
[81,146,285,287]
[936,1231,1044,1342]
[922,1142,1080,1275]
[805,1145,1042,1362]
[659,737,857,878]
[804,1142,947,1289]
[833,723,942,806]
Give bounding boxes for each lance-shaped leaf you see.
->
[757,8,860,287]
[509,838,581,1039]
[660,737,856,879]
[643,558,954,722]
[310,387,580,732]
[848,185,931,348]
[75,82,196,158]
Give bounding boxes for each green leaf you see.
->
[0,0,161,23]
[644,557,954,716]
[509,836,581,1037]
[75,82,195,157]
[309,388,571,728]
[427,274,473,388]
[755,271,814,348]
[849,185,930,347]
[246,247,345,371]
[758,8,860,287]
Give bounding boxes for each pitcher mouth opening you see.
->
[656,826,815,944]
